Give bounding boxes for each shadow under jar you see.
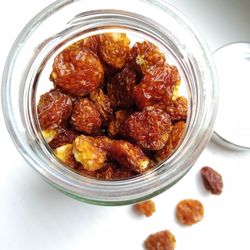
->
[1,0,218,205]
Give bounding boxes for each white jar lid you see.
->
[212,43,250,150]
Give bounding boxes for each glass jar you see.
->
[1,0,218,205]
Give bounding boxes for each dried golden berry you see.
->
[129,41,166,74]
[110,140,150,173]
[69,35,99,54]
[42,129,58,143]
[99,33,130,69]
[155,121,185,162]
[133,65,180,110]
[90,89,113,122]
[134,200,156,217]
[70,98,102,134]
[200,167,223,195]
[176,199,204,226]
[126,108,172,151]
[37,89,72,130]
[50,47,104,96]
[145,230,176,250]
[107,67,136,109]
[165,96,188,121]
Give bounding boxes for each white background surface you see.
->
[1,1,250,249]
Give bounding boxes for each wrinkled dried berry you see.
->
[107,67,136,109]
[37,89,72,130]
[110,140,150,173]
[145,230,176,250]
[70,98,102,134]
[42,129,59,143]
[50,47,104,96]
[166,96,188,121]
[155,121,186,162]
[126,108,172,151]
[134,200,156,217]
[176,199,204,226]
[69,35,99,54]
[200,166,223,195]
[99,33,130,69]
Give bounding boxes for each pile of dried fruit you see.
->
[37,32,187,179]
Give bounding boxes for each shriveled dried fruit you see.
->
[110,140,150,173]
[145,230,176,250]
[37,89,72,130]
[165,96,188,121]
[126,108,172,151]
[155,121,185,162]
[99,33,130,69]
[69,35,99,54]
[200,166,223,195]
[133,65,180,110]
[107,67,136,109]
[134,200,156,217]
[90,89,113,122]
[70,98,102,134]
[42,129,58,143]
[129,41,166,74]
[50,47,104,96]
[176,199,204,225]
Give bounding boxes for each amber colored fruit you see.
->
[50,47,104,96]
[129,41,166,74]
[99,33,130,69]
[126,108,172,151]
[90,88,113,122]
[176,199,204,226]
[134,200,156,217]
[37,89,72,130]
[42,129,59,143]
[200,166,223,195]
[165,96,188,121]
[145,230,176,250]
[107,67,136,109]
[70,98,102,134]
[133,65,181,110]
[155,121,186,162]
[110,140,150,173]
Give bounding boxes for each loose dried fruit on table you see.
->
[37,89,72,130]
[110,140,150,173]
[50,47,104,96]
[165,96,188,121]
[134,200,156,217]
[90,88,113,123]
[129,40,166,74]
[99,33,130,69]
[70,98,102,134]
[176,199,204,226]
[145,230,176,250]
[155,121,186,162]
[107,67,136,109]
[200,166,223,195]
[126,108,172,151]
[133,65,181,110]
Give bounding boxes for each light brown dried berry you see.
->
[176,199,204,226]
[200,166,223,195]
[134,200,156,217]
[50,47,104,96]
[145,230,176,250]
[165,96,188,121]
[70,98,102,134]
[37,89,72,130]
[110,140,150,173]
[126,108,172,151]
[69,35,99,54]
[99,33,130,69]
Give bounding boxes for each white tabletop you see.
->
[1,1,250,249]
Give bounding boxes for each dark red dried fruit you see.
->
[200,166,223,195]
[145,230,176,250]
[50,47,104,96]
[70,98,102,134]
[166,96,188,121]
[107,67,136,109]
[69,35,99,54]
[37,89,72,130]
[126,108,172,151]
[110,140,150,173]
[99,33,130,69]
[134,200,156,217]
